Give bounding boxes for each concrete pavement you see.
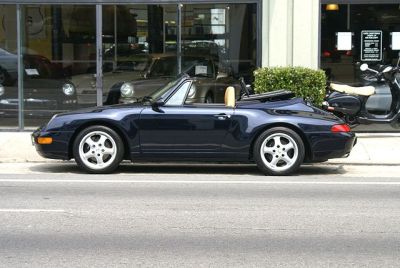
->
[1,135,400,267]
[1,171,400,267]
[0,131,399,165]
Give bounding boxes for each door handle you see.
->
[213,113,231,120]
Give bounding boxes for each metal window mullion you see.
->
[114,5,117,71]
[256,0,262,68]
[177,3,182,75]
[96,4,103,107]
[17,4,24,130]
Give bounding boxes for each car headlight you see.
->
[62,83,75,96]
[0,85,4,96]
[120,82,134,98]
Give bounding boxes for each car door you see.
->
[138,80,234,156]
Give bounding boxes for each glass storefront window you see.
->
[321,3,400,131]
[101,3,257,106]
[101,5,179,105]
[182,4,257,84]
[180,3,257,104]
[22,5,96,127]
[0,5,18,129]
[0,2,259,129]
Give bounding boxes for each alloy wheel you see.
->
[78,131,117,170]
[260,133,299,172]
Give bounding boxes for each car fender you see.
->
[45,106,143,159]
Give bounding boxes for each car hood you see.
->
[2,79,72,99]
[58,102,145,117]
[72,71,143,93]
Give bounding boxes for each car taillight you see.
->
[331,124,351,133]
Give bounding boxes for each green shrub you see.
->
[254,67,326,105]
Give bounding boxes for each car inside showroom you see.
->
[0,1,259,129]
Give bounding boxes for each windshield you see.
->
[146,75,187,101]
[148,56,213,78]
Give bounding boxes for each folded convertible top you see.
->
[240,90,295,102]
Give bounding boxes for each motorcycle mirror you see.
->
[397,53,400,67]
[360,63,369,72]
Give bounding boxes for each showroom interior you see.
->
[0,1,260,129]
[1,0,400,132]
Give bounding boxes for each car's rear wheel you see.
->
[205,92,214,103]
[73,125,124,173]
[254,127,305,176]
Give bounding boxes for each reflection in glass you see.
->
[0,5,18,129]
[321,4,400,132]
[101,5,178,106]
[181,4,256,104]
[22,5,96,127]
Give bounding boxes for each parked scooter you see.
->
[323,60,400,128]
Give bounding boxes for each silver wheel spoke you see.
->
[270,157,279,166]
[285,143,294,151]
[263,146,274,155]
[95,155,104,165]
[98,135,107,145]
[83,151,95,160]
[85,137,96,147]
[273,136,282,147]
[281,155,293,165]
[103,147,115,155]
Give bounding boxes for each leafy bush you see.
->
[254,67,326,105]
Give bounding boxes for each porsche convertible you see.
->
[32,75,356,175]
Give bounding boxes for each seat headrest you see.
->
[224,86,235,108]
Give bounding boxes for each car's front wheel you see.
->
[254,127,305,176]
[73,126,124,173]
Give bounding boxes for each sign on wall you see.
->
[336,32,352,51]
[391,32,400,50]
[361,30,382,62]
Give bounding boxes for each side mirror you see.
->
[142,72,149,79]
[360,63,369,72]
[151,99,165,112]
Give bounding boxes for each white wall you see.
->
[262,0,320,69]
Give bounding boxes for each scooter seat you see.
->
[330,83,375,96]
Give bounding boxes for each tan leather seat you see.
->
[224,86,235,107]
[331,83,375,97]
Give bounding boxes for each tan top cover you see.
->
[331,83,375,96]
[224,86,236,107]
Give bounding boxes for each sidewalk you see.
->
[0,132,399,165]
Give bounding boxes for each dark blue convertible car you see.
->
[32,75,356,175]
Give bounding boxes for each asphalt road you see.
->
[0,163,400,267]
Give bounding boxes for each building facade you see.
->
[0,0,398,131]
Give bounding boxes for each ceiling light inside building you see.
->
[326,4,339,11]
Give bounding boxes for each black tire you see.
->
[73,125,124,174]
[205,92,214,103]
[0,67,9,85]
[253,127,305,176]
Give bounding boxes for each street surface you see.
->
[0,162,400,267]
